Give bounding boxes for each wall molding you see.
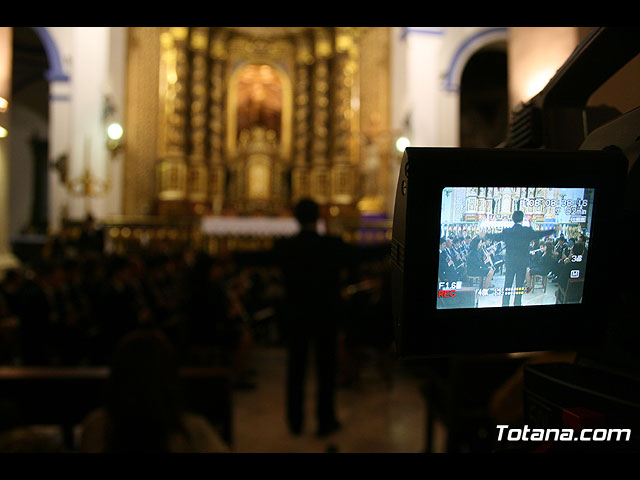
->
[400,27,445,41]
[30,27,70,83]
[443,27,508,92]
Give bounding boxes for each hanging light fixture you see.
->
[106,121,124,152]
[395,136,411,152]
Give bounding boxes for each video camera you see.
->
[392,147,626,357]
[391,27,640,451]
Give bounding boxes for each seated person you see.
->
[578,234,589,260]
[445,237,464,281]
[452,237,466,265]
[466,236,494,289]
[489,241,505,273]
[526,241,556,288]
[551,237,570,280]
[439,237,459,283]
[80,329,229,453]
[555,242,587,304]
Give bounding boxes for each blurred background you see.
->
[0,26,638,453]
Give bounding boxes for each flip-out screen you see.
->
[438,187,593,309]
[391,147,628,357]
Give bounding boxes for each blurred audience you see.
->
[0,220,394,410]
[80,329,229,453]
[0,214,395,455]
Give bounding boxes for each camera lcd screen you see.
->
[392,147,628,356]
[437,187,594,309]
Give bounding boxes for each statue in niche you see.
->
[230,64,288,214]
[236,64,282,142]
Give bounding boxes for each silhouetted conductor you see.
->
[482,210,557,306]
[273,199,351,436]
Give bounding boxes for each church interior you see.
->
[0,26,639,454]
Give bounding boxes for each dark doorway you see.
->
[459,45,508,148]
[11,27,50,236]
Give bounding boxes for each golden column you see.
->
[486,187,494,216]
[187,27,210,215]
[330,27,358,206]
[209,28,227,215]
[291,34,313,204]
[523,187,535,217]
[464,187,478,221]
[534,187,546,222]
[156,27,189,215]
[309,28,332,206]
[477,187,486,219]
[545,188,558,222]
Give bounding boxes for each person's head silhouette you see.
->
[294,198,319,230]
[105,329,182,452]
[512,210,524,224]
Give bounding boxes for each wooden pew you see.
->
[0,366,233,450]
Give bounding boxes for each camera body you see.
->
[391,27,640,452]
[391,146,627,358]
[392,27,639,360]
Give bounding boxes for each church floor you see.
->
[0,344,439,453]
[231,345,433,453]
[474,273,559,308]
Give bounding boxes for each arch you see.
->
[459,47,508,148]
[30,27,69,82]
[443,27,508,93]
[400,27,444,41]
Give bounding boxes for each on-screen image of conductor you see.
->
[481,210,558,307]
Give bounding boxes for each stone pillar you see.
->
[122,27,160,217]
[47,83,71,231]
[66,27,111,221]
[0,27,19,272]
[404,30,444,147]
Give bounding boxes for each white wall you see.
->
[387,27,509,216]
[45,27,128,229]
[67,27,110,220]
[390,27,509,148]
[390,27,445,147]
[508,27,579,111]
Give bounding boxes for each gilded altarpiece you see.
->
[125,27,391,218]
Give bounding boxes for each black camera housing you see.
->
[391,146,627,358]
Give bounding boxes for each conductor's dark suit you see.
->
[486,224,555,306]
[273,229,351,434]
